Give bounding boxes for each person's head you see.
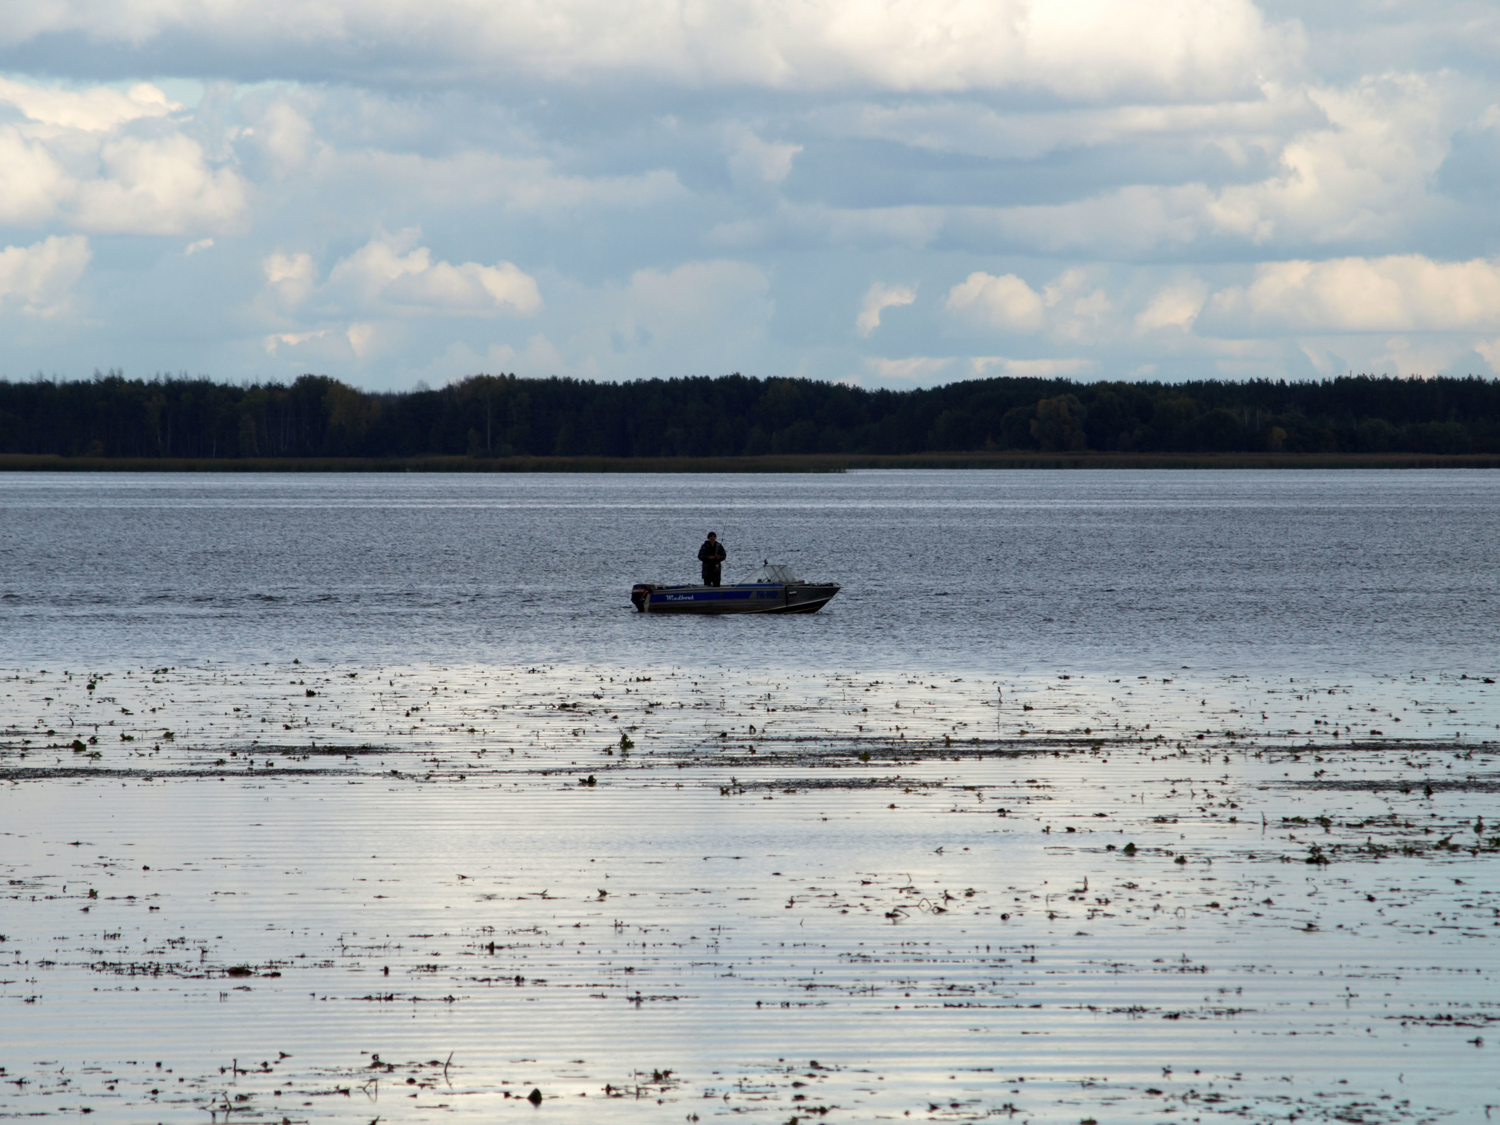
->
[706,532,716,540]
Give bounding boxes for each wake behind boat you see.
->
[631,562,840,614]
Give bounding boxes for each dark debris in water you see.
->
[1,662,1496,1123]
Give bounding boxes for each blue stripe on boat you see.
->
[658,590,753,602]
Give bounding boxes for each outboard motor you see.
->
[630,584,654,612]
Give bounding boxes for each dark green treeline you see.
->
[2,370,1498,458]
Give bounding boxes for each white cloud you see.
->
[1289,334,1480,379]
[862,355,956,383]
[264,328,332,356]
[0,234,91,316]
[944,73,1461,258]
[944,268,1121,345]
[501,334,571,376]
[0,77,179,131]
[1039,269,1115,344]
[605,260,769,351]
[347,321,376,358]
[945,272,1045,333]
[1371,336,1470,378]
[0,77,247,236]
[73,133,249,235]
[1136,280,1209,333]
[1206,74,1451,245]
[0,126,70,225]
[325,230,542,317]
[255,101,315,175]
[528,259,772,380]
[726,126,802,185]
[1211,255,1500,332]
[856,282,915,336]
[3,7,1498,391]
[421,334,577,382]
[255,252,768,385]
[384,260,773,387]
[0,0,1296,99]
[1475,339,1500,376]
[263,251,313,284]
[413,260,539,315]
[255,234,545,377]
[262,250,316,305]
[261,321,380,363]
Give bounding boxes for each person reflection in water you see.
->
[698,532,727,587]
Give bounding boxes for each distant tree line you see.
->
[2,369,1499,458]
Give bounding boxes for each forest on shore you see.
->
[2,370,1499,461]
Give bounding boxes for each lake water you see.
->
[5,469,1499,673]
[2,470,1498,1123]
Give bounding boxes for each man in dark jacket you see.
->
[698,532,727,586]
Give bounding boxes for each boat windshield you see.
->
[739,561,799,584]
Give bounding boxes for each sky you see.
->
[2,1,1500,392]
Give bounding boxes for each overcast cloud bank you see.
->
[1,1,1499,390]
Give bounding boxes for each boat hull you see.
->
[631,582,839,614]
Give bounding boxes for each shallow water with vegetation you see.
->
[2,471,1497,1122]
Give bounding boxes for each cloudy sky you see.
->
[2,1,1500,391]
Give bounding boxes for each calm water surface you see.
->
[3,469,1498,673]
[2,471,1498,1124]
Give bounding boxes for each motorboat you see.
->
[631,561,840,614]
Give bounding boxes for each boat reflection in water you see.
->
[631,562,840,615]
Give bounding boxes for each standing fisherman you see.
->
[698,532,727,587]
